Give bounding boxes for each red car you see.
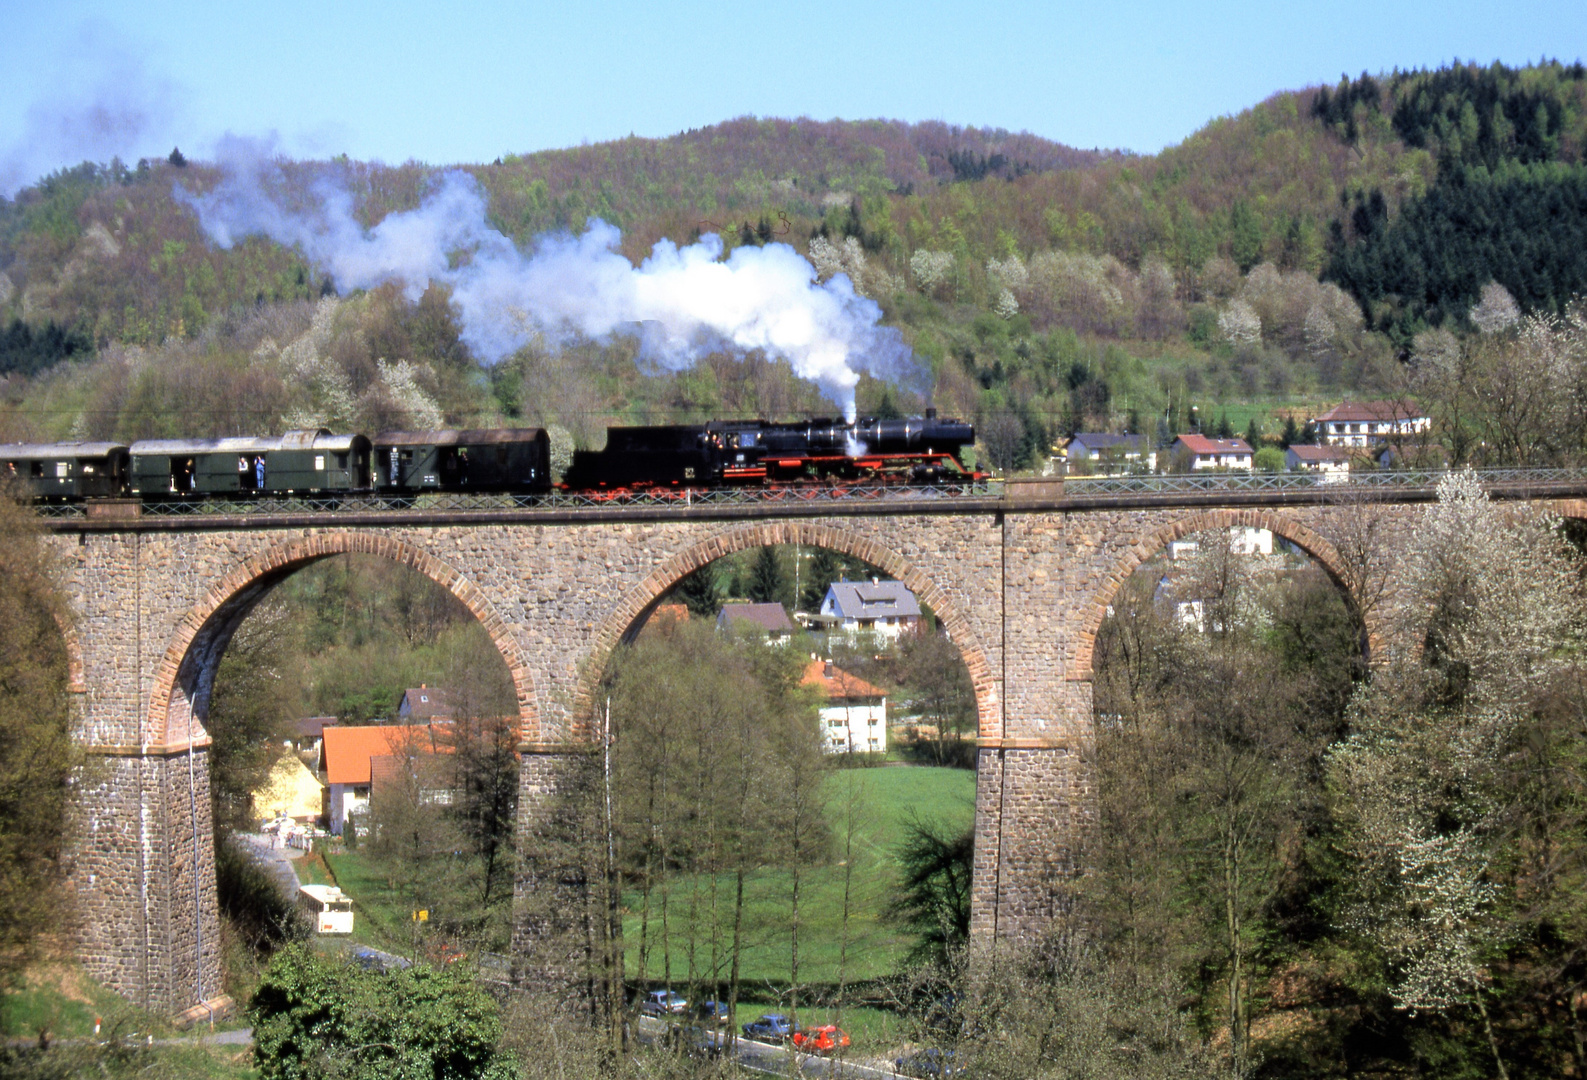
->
[791,1025,850,1054]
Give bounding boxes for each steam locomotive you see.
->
[0,411,978,502]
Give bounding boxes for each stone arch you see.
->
[1074,507,1370,680]
[145,532,540,747]
[572,521,1000,742]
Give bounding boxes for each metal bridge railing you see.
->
[1060,467,1587,498]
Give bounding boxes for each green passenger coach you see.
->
[0,442,130,499]
[128,430,371,496]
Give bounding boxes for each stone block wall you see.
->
[52,492,1569,1013]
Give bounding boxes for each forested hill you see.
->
[1,62,1586,467]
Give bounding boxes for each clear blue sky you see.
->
[1,0,1584,191]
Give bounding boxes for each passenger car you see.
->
[791,1025,849,1054]
[740,1013,800,1041]
[640,989,688,1017]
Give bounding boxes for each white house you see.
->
[802,660,887,754]
[320,724,450,834]
[1172,434,1253,470]
[1286,443,1354,481]
[1061,433,1156,475]
[819,579,921,643]
[1310,401,1430,447]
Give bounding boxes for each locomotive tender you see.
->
[0,411,977,504]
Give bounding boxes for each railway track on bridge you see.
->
[34,467,1587,531]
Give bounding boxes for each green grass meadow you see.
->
[320,764,975,988]
[622,765,975,987]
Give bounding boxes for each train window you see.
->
[314,455,325,470]
[336,453,348,469]
[496,447,508,466]
[56,462,70,478]
[30,462,43,477]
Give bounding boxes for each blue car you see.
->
[741,1013,801,1042]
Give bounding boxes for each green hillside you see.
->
[1,61,1583,469]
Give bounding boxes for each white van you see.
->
[298,884,354,934]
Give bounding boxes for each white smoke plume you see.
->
[176,139,918,420]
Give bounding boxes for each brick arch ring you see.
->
[1073,508,1372,680]
[572,521,1001,742]
[144,532,540,748]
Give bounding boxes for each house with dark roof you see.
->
[1063,433,1156,475]
[1310,400,1430,447]
[286,716,337,755]
[802,659,888,754]
[1285,443,1356,481]
[716,602,796,643]
[398,685,451,722]
[819,579,922,642]
[1171,435,1253,470]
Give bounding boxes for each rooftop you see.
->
[321,724,452,786]
[801,660,888,701]
[717,602,795,633]
[823,579,921,620]
[1174,434,1252,455]
[1313,399,1426,423]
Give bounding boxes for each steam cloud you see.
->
[177,139,919,420]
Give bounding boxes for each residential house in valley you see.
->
[1286,443,1355,481]
[716,601,796,643]
[1061,433,1156,475]
[818,579,922,643]
[802,659,888,754]
[1172,434,1253,470]
[320,723,452,834]
[1310,400,1430,447]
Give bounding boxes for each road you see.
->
[634,1016,905,1078]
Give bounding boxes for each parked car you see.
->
[791,1025,850,1054]
[741,1013,801,1042]
[896,1048,966,1077]
[691,1000,730,1026]
[663,1024,723,1059]
[640,989,688,1017]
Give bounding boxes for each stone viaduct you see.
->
[41,477,1587,1016]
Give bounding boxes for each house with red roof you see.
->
[1171,434,1253,470]
[320,723,452,834]
[802,659,888,754]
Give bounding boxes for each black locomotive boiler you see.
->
[563,410,977,491]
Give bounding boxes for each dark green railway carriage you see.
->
[372,429,551,493]
[0,442,130,499]
[128,430,371,496]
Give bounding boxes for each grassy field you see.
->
[319,764,976,985]
[622,764,975,987]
